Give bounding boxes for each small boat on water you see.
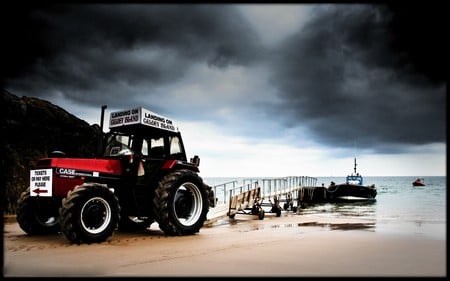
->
[412,178,425,186]
[327,158,377,202]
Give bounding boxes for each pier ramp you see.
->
[206,176,318,223]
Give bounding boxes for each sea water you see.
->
[203,176,446,240]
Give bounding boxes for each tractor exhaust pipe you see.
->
[97,105,107,157]
[100,105,107,133]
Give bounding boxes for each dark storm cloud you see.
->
[269,4,446,152]
[2,4,445,155]
[3,4,262,107]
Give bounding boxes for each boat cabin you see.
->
[346,173,363,185]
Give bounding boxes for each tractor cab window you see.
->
[149,137,165,158]
[104,134,134,156]
[169,136,182,155]
[141,139,149,156]
[139,136,184,160]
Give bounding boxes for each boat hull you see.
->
[412,178,425,186]
[327,184,377,202]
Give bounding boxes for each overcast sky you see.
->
[2,4,446,177]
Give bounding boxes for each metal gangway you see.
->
[206,176,317,223]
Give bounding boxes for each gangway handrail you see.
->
[211,180,239,204]
[210,176,318,206]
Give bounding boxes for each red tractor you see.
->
[16,106,214,244]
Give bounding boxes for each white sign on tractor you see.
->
[30,169,53,197]
[109,107,177,132]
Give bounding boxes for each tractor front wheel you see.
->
[16,187,60,235]
[59,183,120,244]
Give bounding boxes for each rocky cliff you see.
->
[1,90,102,214]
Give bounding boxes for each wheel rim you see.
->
[173,182,203,227]
[81,197,112,234]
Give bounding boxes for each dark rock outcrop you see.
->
[1,89,102,214]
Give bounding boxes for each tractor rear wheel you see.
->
[153,169,209,236]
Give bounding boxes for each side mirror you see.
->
[190,155,200,167]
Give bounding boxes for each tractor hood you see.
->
[35,158,123,175]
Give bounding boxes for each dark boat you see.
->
[412,178,425,186]
[327,158,377,202]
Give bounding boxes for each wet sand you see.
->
[2,213,446,277]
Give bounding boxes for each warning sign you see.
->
[109,107,178,132]
[30,169,53,197]
[109,107,141,128]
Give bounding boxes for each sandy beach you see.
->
[2,212,446,277]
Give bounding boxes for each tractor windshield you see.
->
[104,134,133,156]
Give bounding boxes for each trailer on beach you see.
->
[228,184,265,219]
[207,176,318,221]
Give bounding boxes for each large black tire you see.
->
[258,209,265,220]
[59,183,120,244]
[16,187,60,235]
[153,169,209,236]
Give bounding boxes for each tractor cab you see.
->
[102,107,200,181]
